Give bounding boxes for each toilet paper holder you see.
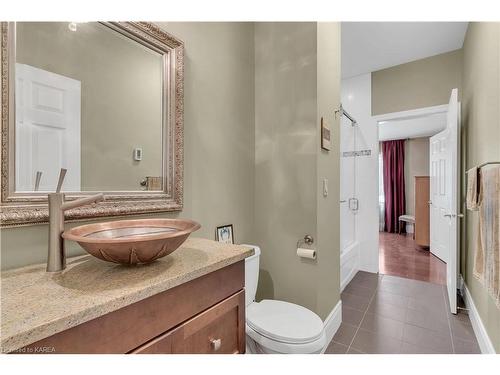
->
[297,234,314,248]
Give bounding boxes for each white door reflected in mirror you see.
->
[15,63,81,192]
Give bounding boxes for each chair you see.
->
[398,214,415,238]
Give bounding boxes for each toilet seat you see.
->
[246,299,326,353]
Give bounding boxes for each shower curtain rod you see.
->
[336,104,357,126]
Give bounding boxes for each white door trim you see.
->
[373,103,449,123]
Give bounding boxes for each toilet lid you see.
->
[246,300,324,344]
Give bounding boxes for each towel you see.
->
[466,167,480,210]
[474,166,500,308]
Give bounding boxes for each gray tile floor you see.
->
[325,271,481,354]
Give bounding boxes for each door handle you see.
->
[444,213,452,217]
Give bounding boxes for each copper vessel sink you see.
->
[63,218,201,265]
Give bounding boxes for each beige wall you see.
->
[16,22,163,191]
[315,22,341,318]
[462,22,500,352]
[1,22,256,270]
[254,22,319,312]
[254,22,340,319]
[404,137,430,216]
[372,49,463,116]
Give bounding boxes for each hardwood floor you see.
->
[379,232,446,285]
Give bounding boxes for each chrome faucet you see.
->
[47,168,105,272]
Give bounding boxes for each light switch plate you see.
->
[133,148,143,161]
[323,179,328,197]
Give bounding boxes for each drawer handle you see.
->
[210,338,222,351]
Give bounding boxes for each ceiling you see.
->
[341,22,468,79]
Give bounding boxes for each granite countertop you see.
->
[0,238,254,353]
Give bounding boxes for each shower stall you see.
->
[339,74,380,285]
[339,105,361,291]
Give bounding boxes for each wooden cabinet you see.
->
[414,176,430,247]
[21,261,245,354]
[132,291,245,354]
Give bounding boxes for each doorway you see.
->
[375,97,459,296]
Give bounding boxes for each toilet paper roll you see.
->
[297,247,316,260]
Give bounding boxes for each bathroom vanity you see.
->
[1,239,253,354]
[0,22,253,354]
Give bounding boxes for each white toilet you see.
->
[243,245,326,354]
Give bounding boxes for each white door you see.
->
[429,131,449,263]
[15,63,81,192]
[429,88,460,314]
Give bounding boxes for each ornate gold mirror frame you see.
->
[0,22,184,227]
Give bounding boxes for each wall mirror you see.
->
[0,22,184,226]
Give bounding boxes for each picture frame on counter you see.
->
[216,224,234,244]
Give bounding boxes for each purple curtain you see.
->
[382,140,406,233]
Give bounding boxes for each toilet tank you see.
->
[242,245,261,307]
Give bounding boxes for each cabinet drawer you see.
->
[171,290,245,354]
[131,331,174,354]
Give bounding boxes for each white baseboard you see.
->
[359,263,379,274]
[341,267,358,292]
[460,275,496,354]
[321,300,342,353]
